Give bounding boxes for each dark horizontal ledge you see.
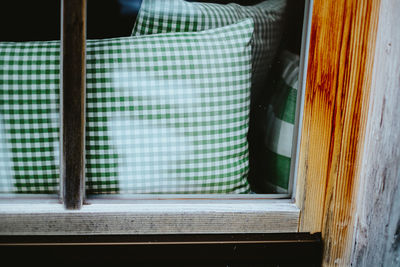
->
[0,233,322,265]
[0,232,320,245]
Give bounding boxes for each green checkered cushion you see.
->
[86,19,253,194]
[0,41,60,194]
[264,50,299,193]
[0,19,253,194]
[132,0,287,192]
[86,19,253,193]
[132,0,287,100]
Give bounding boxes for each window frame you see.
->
[0,0,313,235]
[1,0,380,243]
[60,0,86,210]
[1,0,385,264]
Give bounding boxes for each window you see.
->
[0,1,385,266]
[0,0,311,235]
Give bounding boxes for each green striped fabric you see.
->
[264,50,299,193]
[132,0,287,100]
[0,19,253,194]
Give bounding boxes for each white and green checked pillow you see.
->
[132,0,287,100]
[132,0,287,192]
[264,50,299,193]
[0,19,253,194]
[86,19,253,194]
[0,41,60,194]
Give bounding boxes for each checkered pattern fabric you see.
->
[132,0,287,100]
[132,0,288,192]
[0,19,253,194]
[86,19,253,194]
[0,41,60,193]
[264,50,299,193]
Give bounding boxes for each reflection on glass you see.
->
[0,117,13,193]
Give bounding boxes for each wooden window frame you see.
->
[0,0,389,265]
[60,0,86,210]
[0,0,311,234]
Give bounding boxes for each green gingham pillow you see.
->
[132,0,287,100]
[264,50,299,193]
[0,19,253,194]
[132,0,287,191]
[86,19,253,194]
[0,41,60,194]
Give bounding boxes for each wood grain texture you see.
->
[295,0,380,265]
[0,202,299,235]
[351,0,400,265]
[61,0,86,209]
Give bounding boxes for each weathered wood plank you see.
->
[351,0,400,265]
[60,0,86,209]
[295,0,380,265]
[0,202,299,235]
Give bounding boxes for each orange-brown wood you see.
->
[295,0,381,265]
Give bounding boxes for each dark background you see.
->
[0,0,138,41]
[0,0,304,53]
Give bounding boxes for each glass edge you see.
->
[288,0,314,200]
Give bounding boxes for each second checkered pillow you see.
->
[132,0,287,100]
[263,50,299,193]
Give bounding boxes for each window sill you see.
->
[0,199,299,235]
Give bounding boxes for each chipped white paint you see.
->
[351,0,400,265]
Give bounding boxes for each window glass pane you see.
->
[85,0,306,196]
[0,0,60,195]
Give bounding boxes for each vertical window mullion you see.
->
[60,0,87,209]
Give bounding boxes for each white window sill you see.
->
[0,198,299,235]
